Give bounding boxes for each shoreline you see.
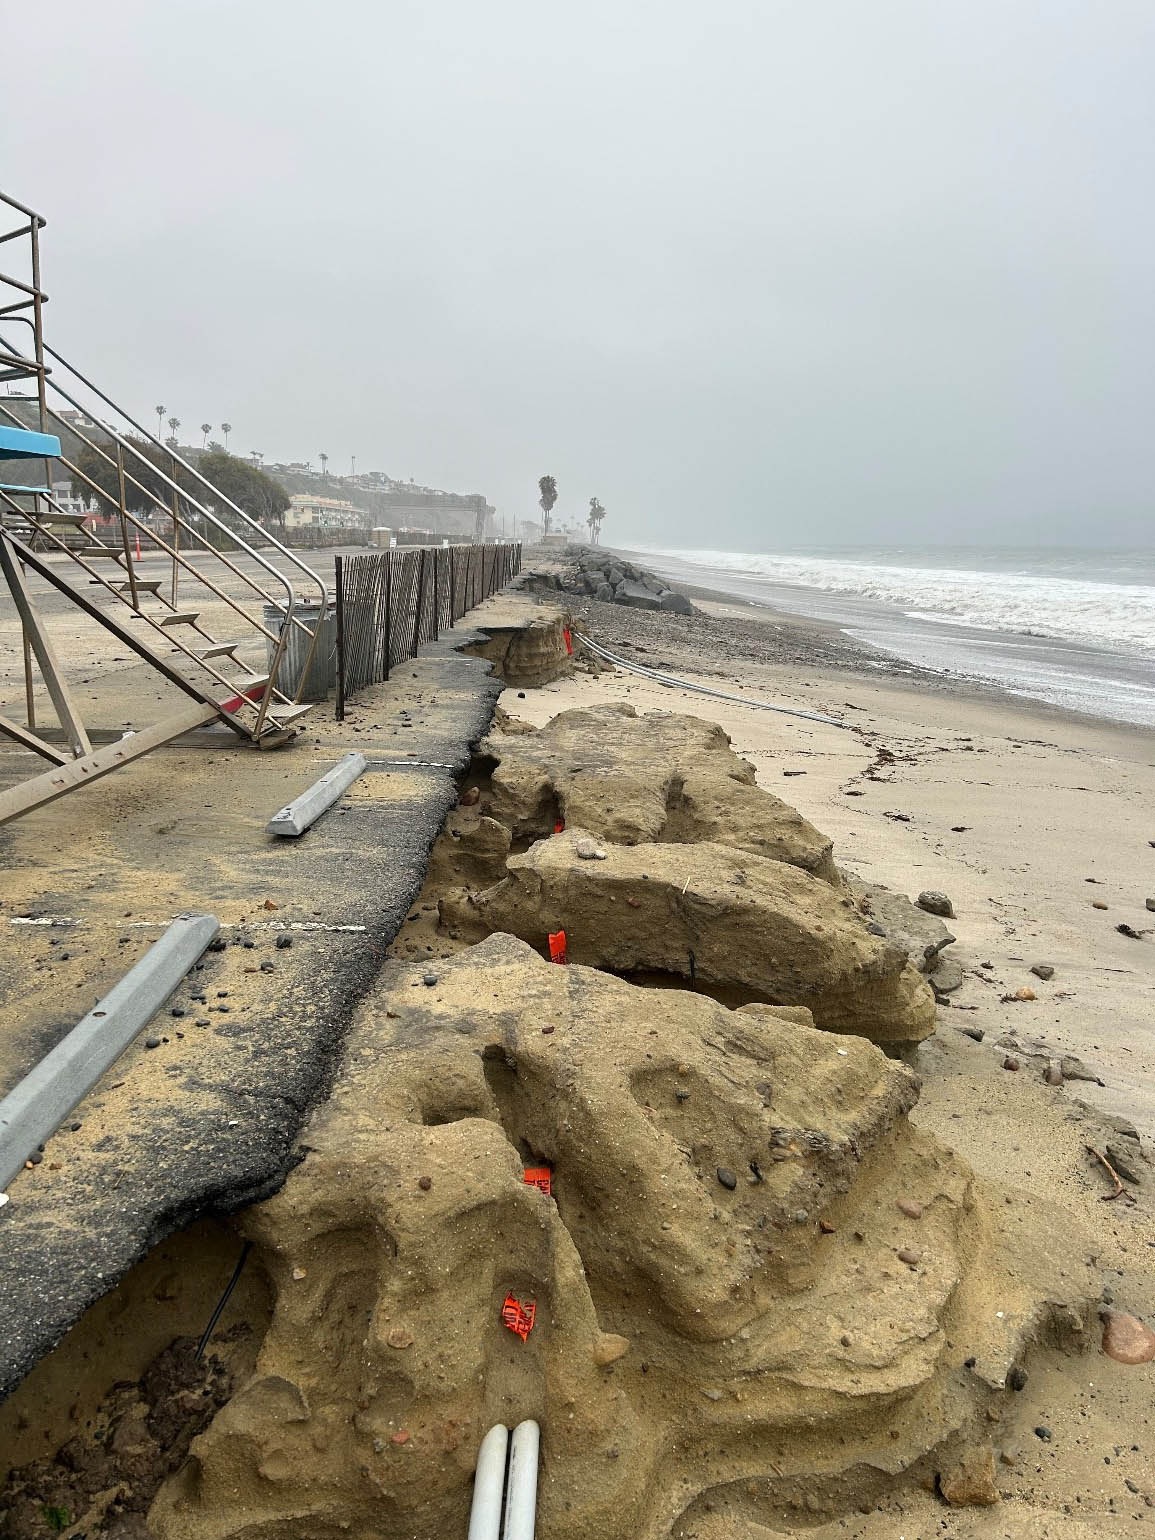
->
[603,543,1155,732]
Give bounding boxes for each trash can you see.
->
[262,600,336,702]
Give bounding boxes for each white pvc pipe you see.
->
[467,1423,509,1540]
[502,1419,540,1540]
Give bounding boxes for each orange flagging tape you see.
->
[553,817,565,834]
[501,1294,536,1341]
[548,930,568,965]
[563,627,574,655]
[523,1166,552,1196]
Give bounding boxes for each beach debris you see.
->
[1101,1310,1155,1365]
[939,1445,1000,1507]
[1030,963,1055,980]
[548,930,568,964]
[501,1294,536,1342]
[1086,1145,1136,1203]
[884,810,912,822]
[1000,987,1036,1003]
[959,1025,985,1042]
[917,891,955,918]
[1116,923,1151,940]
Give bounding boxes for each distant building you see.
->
[284,493,362,529]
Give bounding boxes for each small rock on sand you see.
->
[1003,1057,1020,1071]
[896,1199,923,1219]
[1030,963,1055,980]
[593,1333,631,1366]
[716,1166,738,1190]
[917,890,955,918]
[897,1247,921,1267]
[1146,897,1155,912]
[575,836,607,860]
[939,1445,1000,1507]
[1092,900,1109,910]
[1044,1059,1064,1086]
[1101,1310,1155,1365]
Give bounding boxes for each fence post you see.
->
[334,554,346,722]
[411,546,427,658]
[383,550,393,682]
[432,547,440,641]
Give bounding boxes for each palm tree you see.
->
[319,452,329,479]
[220,421,232,449]
[537,474,558,536]
[587,496,606,544]
[167,416,181,447]
[200,422,213,448]
[155,404,166,438]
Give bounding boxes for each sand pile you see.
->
[151,936,1095,1540]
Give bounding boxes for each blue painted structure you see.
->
[0,424,61,461]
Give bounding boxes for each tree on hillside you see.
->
[71,436,180,515]
[199,448,290,532]
[200,422,213,448]
[220,421,232,449]
[319,452,329,479]
[167,415,181,446]
[155,404,166,438]
[538,474,558,535]
[587,496,606,544]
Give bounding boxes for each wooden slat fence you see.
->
[334,542,521,718]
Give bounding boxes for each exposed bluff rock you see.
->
[479,702,837,882]
[445,831,936,1043]
[151,937,1095,1540]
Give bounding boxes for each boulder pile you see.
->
[514,544,696,614]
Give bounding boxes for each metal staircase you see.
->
[0,190,328,826]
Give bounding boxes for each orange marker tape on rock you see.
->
[524,1166,552,1196]
[548,930,568,965]
[563,627,574,656]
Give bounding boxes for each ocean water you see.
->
[636,545,1155,727]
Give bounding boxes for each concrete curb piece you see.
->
[266,752,368,837]
[0,913,220,1190]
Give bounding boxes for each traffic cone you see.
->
[134,530,142,560]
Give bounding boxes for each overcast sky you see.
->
[5,1,1153,547]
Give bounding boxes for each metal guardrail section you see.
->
[333,542,521,717]
[0,187,335,824]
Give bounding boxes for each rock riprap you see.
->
[445,830,936,1043]
[480,702,838,882]
[514,545,696,614]
[151,937,1095,1540]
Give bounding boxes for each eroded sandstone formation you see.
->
[152,937,1094,1540]
[443,829,936,1043]
[478,702,838,881]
